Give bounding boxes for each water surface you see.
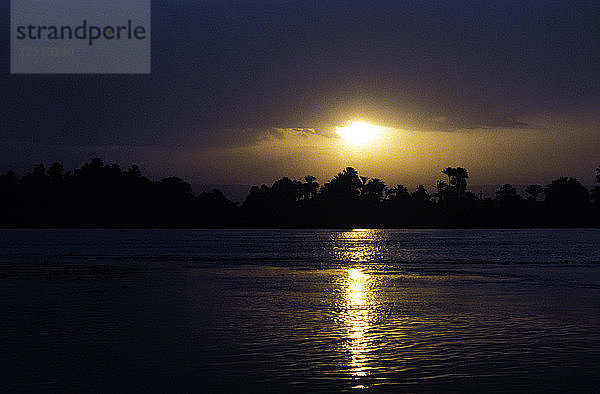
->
[2,229,599,392]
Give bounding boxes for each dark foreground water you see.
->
[1,229,600,392]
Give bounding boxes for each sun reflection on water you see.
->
[331,229,385,263]
[343,267,374,383]
[331,229,384,388]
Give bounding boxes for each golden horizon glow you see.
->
[335,120,383,146]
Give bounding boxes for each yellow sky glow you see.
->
[188,112,599,187]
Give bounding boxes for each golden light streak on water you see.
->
[343,267,373,385]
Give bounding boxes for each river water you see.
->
[2,229,599,392]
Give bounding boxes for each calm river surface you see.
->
[2,229,600,392]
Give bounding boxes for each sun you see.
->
[335,120,383,146]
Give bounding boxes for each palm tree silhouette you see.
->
[545,177,589,207]
[525,184,543,201]
[442,167,455,185]
[412,185,430,204]
[441,167,468,199]
[320,167,363,201]
[434,180,447,202]
[363,178,386,201]
[386,184,410,201]
[495,184,518,201]
[303,175,319,200]
[454,167,469,199]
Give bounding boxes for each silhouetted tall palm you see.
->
[320,167,363,202]
[594,167,600,205]
[524,184,543,201]
[441,167,468,199]
[386,184,410,201]
[495,184,518,201]
[545,177,589,207]
[412,185,430,204]
[434,180,447,202]
[590,187,600,205]
[272,177,302,203]
[303,175,319,200]
[47,163,64,184]
[363,178,386,201]
[442,167,455,185]
[455,167,469,199]
[545,177,589,224]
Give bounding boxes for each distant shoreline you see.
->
[2,159,598,228]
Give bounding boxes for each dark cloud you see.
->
[420,113,531,132]
[204,128,286,148]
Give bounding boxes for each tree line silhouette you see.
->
[0,158,599,228]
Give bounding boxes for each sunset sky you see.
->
[3,0,599,188]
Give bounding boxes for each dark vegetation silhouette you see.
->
[0,158,599,228]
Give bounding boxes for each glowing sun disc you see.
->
[335,121,382,146]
